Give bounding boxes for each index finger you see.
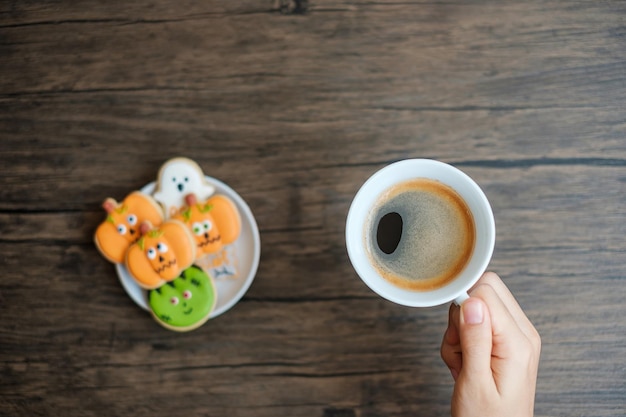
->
[470,272,538,343]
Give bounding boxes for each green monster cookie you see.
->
[148,265,217,332]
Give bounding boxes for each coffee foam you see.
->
[365,179,475,291]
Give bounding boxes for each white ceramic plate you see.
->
[116,176,261,318]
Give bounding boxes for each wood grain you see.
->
[1,1,625,416]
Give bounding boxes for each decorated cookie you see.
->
[125,220,196,289]
[148,266,217,332]
[173,193,242,258]
[153,157,216,218]
[94,192,164,264]
[204,194,242,246]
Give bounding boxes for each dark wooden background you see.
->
[1,1,625,416]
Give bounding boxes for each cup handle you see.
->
[454,292,470,306]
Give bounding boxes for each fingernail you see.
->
[463,299,484,325]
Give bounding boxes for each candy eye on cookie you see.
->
[127,214,138,226]
[192,220,213,236]
[118,214,141,241]
[146,241,171,267]
[146,238,176,276]
[157,242,168,253]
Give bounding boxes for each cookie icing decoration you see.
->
[173,193,241,258]
[94,192,164,264]
[125,219,196,289]
[153,157,216,218]
[148,265,217,332]
[194,246,239,280]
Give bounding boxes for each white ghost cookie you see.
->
[153,157,216,218]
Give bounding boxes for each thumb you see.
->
[458,297,493,381]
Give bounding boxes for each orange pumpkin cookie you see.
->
[205,194,241,246]
[94,192,164,264]
[174,193,242,258]
[125,220,196,289]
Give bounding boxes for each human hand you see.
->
[440,272,541,417]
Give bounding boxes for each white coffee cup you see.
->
[345,159,495,307]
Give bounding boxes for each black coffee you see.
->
[365,178,475,291]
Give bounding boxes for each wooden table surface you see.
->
[1,1,625,416]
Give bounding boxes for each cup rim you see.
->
[345,159,495,307]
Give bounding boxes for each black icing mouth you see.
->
[183,307,193,315]
[177,183,184,192]
[198,234,221,248]
[155,259,176,273]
